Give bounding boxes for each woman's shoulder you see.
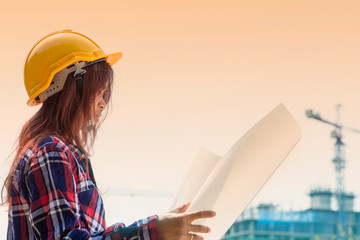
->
[30,135,80,159]
[15,136,75,179]
[19,136,83,174]
[37,135,69,150]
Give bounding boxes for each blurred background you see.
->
[1,1,360,239]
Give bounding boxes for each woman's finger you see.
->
[185,210,216,222]
[171,201,191,214]
[188,233,204,240]
[187,224,211,234]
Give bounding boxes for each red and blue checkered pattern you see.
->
[7,136,159,240]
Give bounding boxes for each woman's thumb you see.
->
[172,201,191,213]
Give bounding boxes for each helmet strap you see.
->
[74,58,106,99]
[74,62,86,98]
[75,75,84,98]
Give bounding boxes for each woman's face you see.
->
[93,88,107,123]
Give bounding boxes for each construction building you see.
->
[222,188,360,240]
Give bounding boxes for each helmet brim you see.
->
[105,52,123,66]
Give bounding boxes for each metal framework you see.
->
[306,105,359,240]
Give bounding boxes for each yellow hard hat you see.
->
[24,29,123,106]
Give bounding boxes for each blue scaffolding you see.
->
[222,203,360,240]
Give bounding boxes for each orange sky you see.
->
[1,0,360,237]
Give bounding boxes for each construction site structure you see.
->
[305,105,360,239]
[221,105,360,240]
[221,189,360,240]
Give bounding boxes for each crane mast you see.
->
[306,105,349,240]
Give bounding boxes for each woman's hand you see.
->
[156,202,216,240]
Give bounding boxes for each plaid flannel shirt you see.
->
[7,136,160,240]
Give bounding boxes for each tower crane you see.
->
[306,105,360,240]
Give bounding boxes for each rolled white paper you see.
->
[174,103,301,240]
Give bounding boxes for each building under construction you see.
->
[221,188,360,240]
[221,106,360,240]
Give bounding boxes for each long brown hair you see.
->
[1,60,113,205]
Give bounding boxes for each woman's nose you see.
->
[99,98,106,110]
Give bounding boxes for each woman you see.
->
[2,30,215,240]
